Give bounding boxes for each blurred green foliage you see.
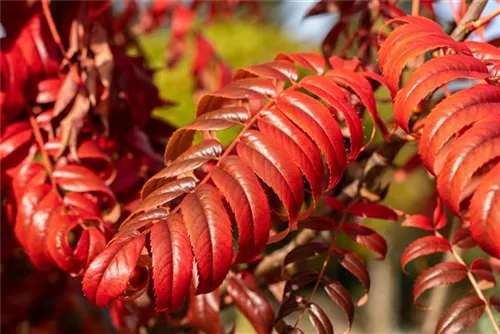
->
[134,19,310,128]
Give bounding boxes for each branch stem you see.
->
[451,0,488,41]
[435,232,500,333]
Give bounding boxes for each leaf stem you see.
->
[293,197,360,329]
[436,231,500,333]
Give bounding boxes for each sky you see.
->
[278,0,500,44]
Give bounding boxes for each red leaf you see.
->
[469,162,500,258]
[150,213,193,312]
[321,196,346,211]
[74,226,107,270]
[258,109,325,200]
[413,262,468,309]
[53,164,119,223]
[332,248,370,306]
[26,189,60,270]
[348,202,399,221]
[63,193,101,218]
[435,297,485,334]
[451,226,476,249]
[437,120,500,216]
[0,121,33,161]
[83,235,146,306]
[301,75,364,159]
[134,177,196,215]
[234,60,299,82]
[464,41,500,62]
[144,140,222,198]
[237,130,304,222]
[46,210,88,273]
[470,258,496,284]
[187,290,222,334]
[401,215,434,231]
[184,107,250,131]
[490,296,500,312]
[211,156,270,263]
[181,184,233,294]
[394,55,489,132]
[117,208,169,240]
[326,68,389,139]
[308,302,334,334]
[379,20,470,92]
[419,85,500,174]
[227,272,274,334]
[275,53,325,74]
[341,223,387,260]
[284,243,328,268]
[323,281,354,330]
[276,90,346,189]
[401,236,451,273]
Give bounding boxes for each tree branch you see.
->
[450,0,488,41]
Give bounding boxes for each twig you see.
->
[412,0,420,16]
[450,0,488,41]
[467,7,500,31]
[421,220,460,333]
[293,197,359,329]
[435,231,500,333]
[254,229,318,278]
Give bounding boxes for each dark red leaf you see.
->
[435,297,485,334]
[187,290,222,334]
[470,258,496,284]
[490,296,500,312]
[227,272,274,334]
[332,248,370,306]
[401,236,451,273]
[413,262,468,309]
[342,223,388,260]
[308,302,334,334]
[451,227,476,249]
[324,280,354,331]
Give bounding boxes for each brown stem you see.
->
[450,0,488,41]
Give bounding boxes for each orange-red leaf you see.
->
[237,130,304,222]
[394,55,489,132]
[276,90,346,189]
